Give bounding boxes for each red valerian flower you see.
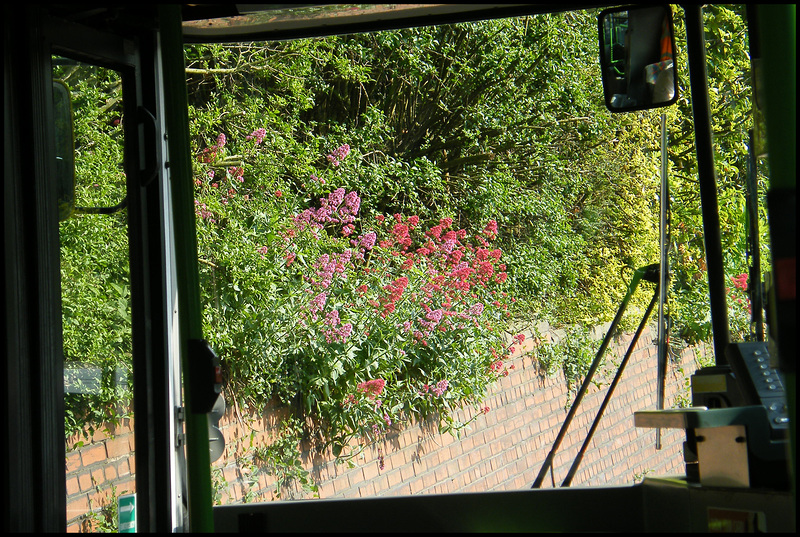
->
[357,378,386,399]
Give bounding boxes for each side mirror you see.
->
[53,79,76,220]
[599,5,679,112]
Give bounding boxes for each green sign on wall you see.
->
[118,493,136,533]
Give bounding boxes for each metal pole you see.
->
[532,264,656,488]
[746,131,765,342]
[683,4,730,364]
[656,112,669,449]
[561,283,659,487]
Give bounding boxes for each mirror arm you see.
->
[74,196,128,215]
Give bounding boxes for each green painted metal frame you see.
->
[158,5,215,532]
[756,4,796,501]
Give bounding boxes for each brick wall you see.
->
[212,325,705,501]
[65,324,707,531]
[65,419,136,532]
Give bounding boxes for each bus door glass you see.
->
[55,58,137,532]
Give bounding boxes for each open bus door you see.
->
[4,5,208,531]
[4,3,794,533]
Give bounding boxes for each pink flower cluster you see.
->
[420,379,449,397]
[307,291,328,321]
[323,310,353,343]
[246,127,267,144]
[727,273,752,314]
[197,133,227,163]
[194,200,215,222]
[327,144,351,167]
[357,378,386,399]
[311,250,352,289]
[379,276,409,317]
[730,273,748,291]
[293,188,361,231]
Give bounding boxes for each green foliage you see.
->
[535,325,600,405]
[251,418,318,499]
[59,6,762,491]
[185,12,666,332]
[193,132,519,452]
[667,5,769,343]
[83,483,123,533]
[56,60,133,441]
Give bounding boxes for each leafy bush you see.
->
[194,133,523,451]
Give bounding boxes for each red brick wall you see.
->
[65,325,707,530]
[212,325,705,501]
[65,419,136,532]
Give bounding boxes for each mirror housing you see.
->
[599,5,679,113]
[53,79,76,220]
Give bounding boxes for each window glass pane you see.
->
[185,5,759,506]
[56,57,135,532]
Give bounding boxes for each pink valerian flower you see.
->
[359,231,377,251]
[419,307,446,332]
[343,190,360,215]
[197,133,228,163]
[426,309,443,323]
[338,323,353,340]
[427,224,443,241]
[383,276,409,302]
[307,291,328,320]
[433,379,449,396]
[327,144,351,167]
[328,187,345,208]
[310,250,352,289]
[440,230,459,254]
[448,249,465,266]
[194,200,216,222]
[246,127,267,144]
[420,379,450,397]
[323,310,353,343]
[357,378,386,399]
[224,166,244,183]
[468,303,485,317]
[292,189,362,231]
